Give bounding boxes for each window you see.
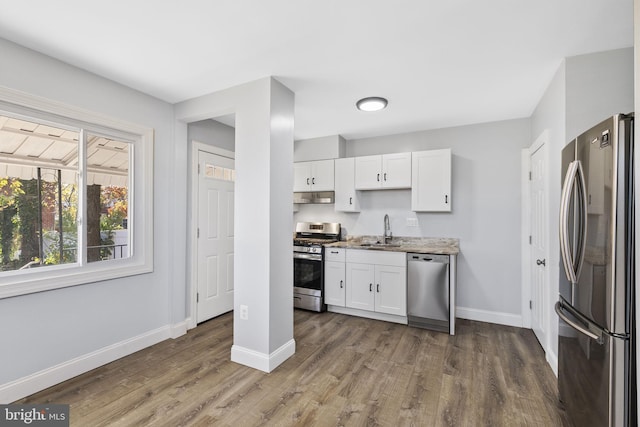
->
[204,163,235,181]
[0,88,153,298]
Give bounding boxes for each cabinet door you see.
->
[382,152,412,188]
[293,162,312,192]
[334,158,360,212]
[411,149,451,212]
[375,265,407,316]
[325,261,346,306]
[310,159,335,191]
[346,262,375,311]
[355,155,382,190]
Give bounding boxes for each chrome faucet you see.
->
[383,214,392,243]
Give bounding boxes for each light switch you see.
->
[406,218,419,227]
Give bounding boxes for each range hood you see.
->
[293,191,335,204]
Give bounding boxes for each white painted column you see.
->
[175,76,295,372]
[231,79,295,371]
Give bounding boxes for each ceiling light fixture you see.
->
[356,97,388,112]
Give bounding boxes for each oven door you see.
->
[293,252,323,297]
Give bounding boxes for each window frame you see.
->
[0,87,154,299]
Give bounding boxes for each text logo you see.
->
[0,404,69,426]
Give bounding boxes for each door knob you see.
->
[536,259,546,266]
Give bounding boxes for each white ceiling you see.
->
[0,1,633,140]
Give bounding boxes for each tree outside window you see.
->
[0,114,130,272]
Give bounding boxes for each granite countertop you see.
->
[326,235,460,255]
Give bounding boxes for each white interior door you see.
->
[196,150,235,323]
[530,142,548,348]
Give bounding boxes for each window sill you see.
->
[0,258,153,299]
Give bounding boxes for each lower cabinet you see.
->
[345,249,407,316]
[325,248,346,306]
[345,262,375,310]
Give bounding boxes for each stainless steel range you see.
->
[293,222,341,312]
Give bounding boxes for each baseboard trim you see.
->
[547,349,558,377]
[171,320,189,339]
[456,306,522,328]
[230,339,296,373]
[0,324,177,404]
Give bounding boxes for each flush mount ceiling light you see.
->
[356,97,388,112]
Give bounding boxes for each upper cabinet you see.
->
[334,157,360,212]
[411,149,452,212]
[293,159,335,192]
[354,152,411,190]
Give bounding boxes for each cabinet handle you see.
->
[312,177,315,185]
[369,283,373,292]
[445,195,448,204]
[340,280,343,289]
[376,284,379,292]
[384,173,387,181]
[349,196,353,205]
[306,178,310,185]
[377,173,380,182]
[330,250,339,254]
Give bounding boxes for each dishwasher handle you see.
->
[408,253,449,264]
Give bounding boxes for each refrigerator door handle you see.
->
[573,161,588,283]
[560,161,578,284]
[555,299,604,344]
[559,160,588,284]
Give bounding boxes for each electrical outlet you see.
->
[240,305,248,320]
[406,218,419,227]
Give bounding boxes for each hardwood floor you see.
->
[18,310,572,426]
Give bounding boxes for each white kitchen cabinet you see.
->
[354,152,411,190]
[293,159,335,192]
[325,248,346,306]
[411,149,451,212]
[382,153,412,188]
[374,264,407,316]
[346,262,375,311]
[345,249,407,316]
[334,157,360,212]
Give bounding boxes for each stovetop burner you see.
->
[293,237,339,247]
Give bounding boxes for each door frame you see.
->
[188,140,235,330]
[521,130,550,350]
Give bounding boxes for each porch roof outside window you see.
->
[0,115,128,186]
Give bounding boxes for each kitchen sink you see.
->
[358,242,402,248]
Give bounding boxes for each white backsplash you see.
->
[293,189,459,240]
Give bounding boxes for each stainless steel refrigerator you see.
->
[555,113,636,426]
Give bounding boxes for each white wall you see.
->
[0,38,182,398]
[295,118,531,323]
[188,119,235,152]
[530,47,633,372]
[294,135,345,161]
[565,48,634,142]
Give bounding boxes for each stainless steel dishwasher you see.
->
[407,253,450,333]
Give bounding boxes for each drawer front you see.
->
[346,249,405,267]
[325,247,346,262]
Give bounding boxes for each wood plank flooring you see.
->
[18,310,573,426]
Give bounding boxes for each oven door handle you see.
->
[294,253,322,261]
